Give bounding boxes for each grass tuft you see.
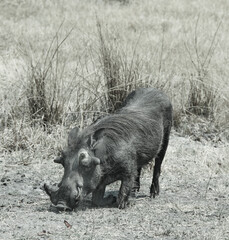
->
[23,24,74,126]
[97,19,141,113]
[184,18,221,119]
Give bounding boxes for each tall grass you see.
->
[0,0,228,153]
[184,18,222,118]
[23,25,75,126]
[97,19,141,112]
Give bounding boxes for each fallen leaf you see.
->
[64,220,72,229]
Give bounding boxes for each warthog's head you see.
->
[44,127,102,211]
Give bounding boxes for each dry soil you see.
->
[0,132,228,240]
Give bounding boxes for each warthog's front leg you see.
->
[117,176,134,209]
[92,184,116,207]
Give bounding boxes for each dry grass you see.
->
[97,19,141,112]
[0,2,229,239]
[0,0,228,148]
[23,24,74,126]
[184,17,222,118]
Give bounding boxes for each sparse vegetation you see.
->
[0,1,228,239]
[0,1,228,142]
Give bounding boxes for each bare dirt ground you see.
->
[0,1,229,239]
[0,132,228,240]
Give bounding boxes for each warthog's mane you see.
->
[87,110,162,145]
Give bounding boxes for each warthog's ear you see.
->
[87,129,104,149]
[68,127,79,147]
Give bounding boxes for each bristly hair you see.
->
[87,110,162,145]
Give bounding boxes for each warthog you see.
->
[44,88,172,210]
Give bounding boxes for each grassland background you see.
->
[1,0,229,138]
[0,1,229,239]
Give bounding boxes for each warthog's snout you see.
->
[44,183,81,211]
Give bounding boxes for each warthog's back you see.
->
[120,88,172,125]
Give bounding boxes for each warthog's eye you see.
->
[79,153,86,160]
